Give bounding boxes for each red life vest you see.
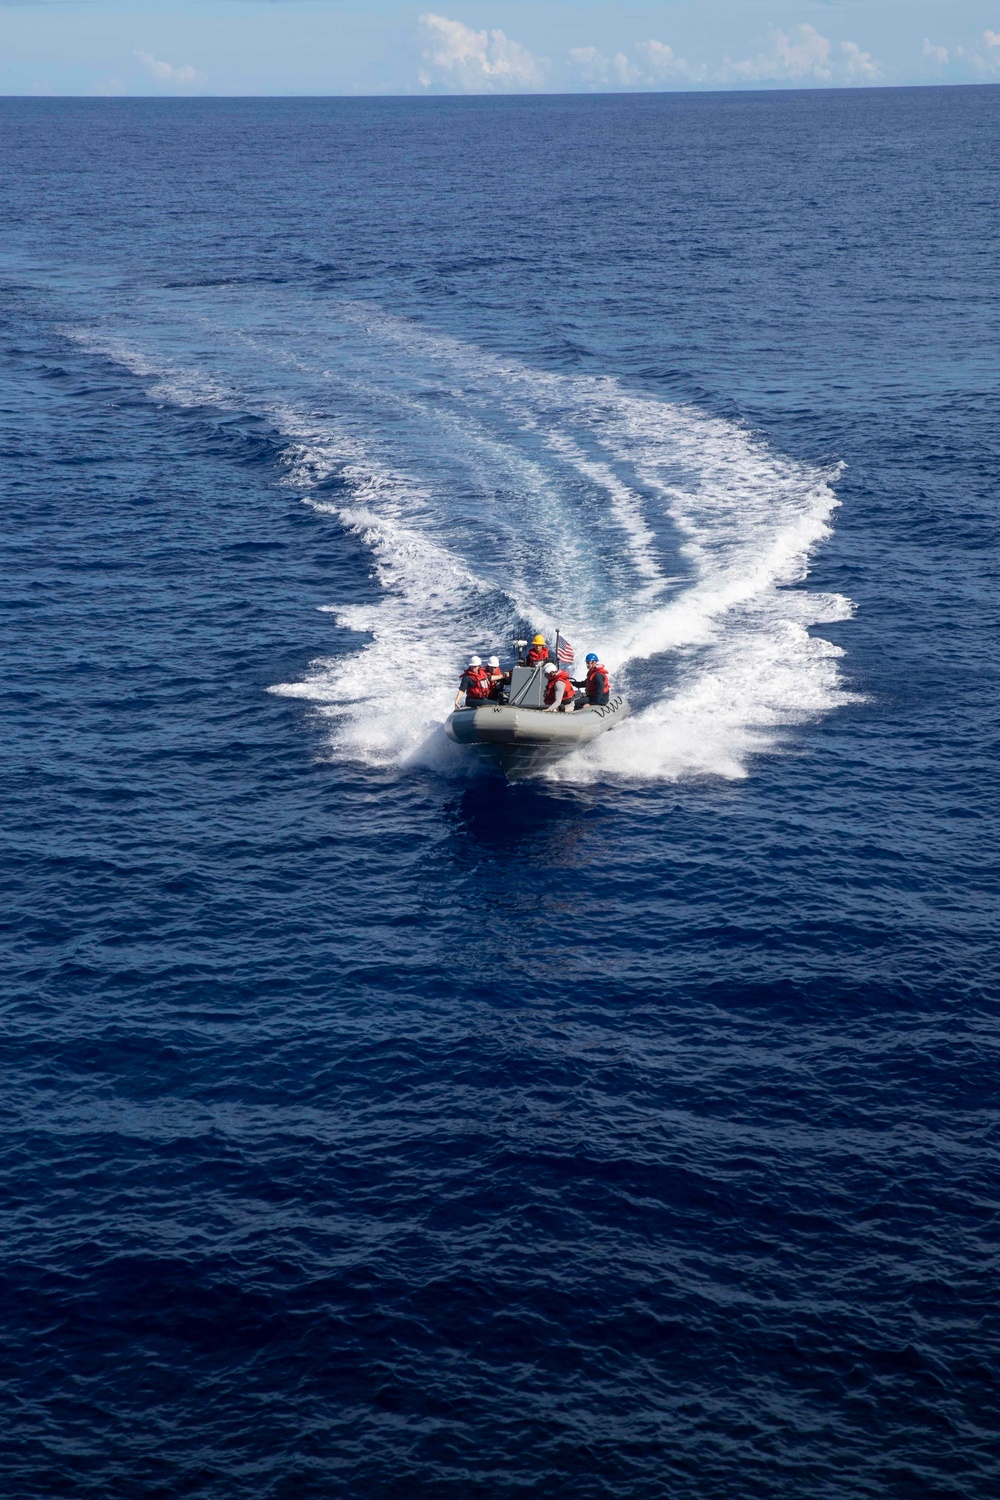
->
[544,669,574,706]
[463,666,491,700]
[586,663,610,701]
[525,644,549,664]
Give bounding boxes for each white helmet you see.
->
[543,661,558,675]
[487,656,500,667]
[469,656,482,667]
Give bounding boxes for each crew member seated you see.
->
[525,633,552,665]
[454,656,492,710]
[485,655,509,702]
[574,652,611,706]
[543,660,577,712]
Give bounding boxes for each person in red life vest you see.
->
[574,652,611,706]
[543,661,577,712]
[454,656,491,709]
[485,655,509,702]
[525,633,552,665]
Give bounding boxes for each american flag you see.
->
[556,636,574,664]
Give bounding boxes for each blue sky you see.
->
[3,2,998,96]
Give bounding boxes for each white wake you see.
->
[65,305,858,782]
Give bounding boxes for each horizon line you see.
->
[3,79,999,100]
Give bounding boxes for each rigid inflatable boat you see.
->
[445,661,630,779]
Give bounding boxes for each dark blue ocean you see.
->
[1,88,998,1498]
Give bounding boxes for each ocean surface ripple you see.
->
[1,90,998,1498]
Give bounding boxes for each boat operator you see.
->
[574,653,611,707]
[454,656,492,710]
[543,661,577,713]
[525,634,552,665]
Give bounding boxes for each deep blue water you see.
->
[1,89,998,1498]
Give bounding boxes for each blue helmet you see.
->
[585,652,599,664]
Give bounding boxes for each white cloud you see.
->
[418,14,546,92]
[722,25,881,85]
[568,45,606,84]
[725,24,834,82]
[840,40,880,82]
[639,39,680,76]
[636,39,704,83]
[922,39,949,65]
[134,51,205,86]
[775,23,834,78]
[614,51,640,86]
[568,38,703,88]
[567,45,639,86]
[429,19,886,94]
[964,29,1000,73]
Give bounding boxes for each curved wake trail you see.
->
[64,303,857,781]
[283,307,858,780]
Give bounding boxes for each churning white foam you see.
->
[297,308,857,781]
[66,309,857,782]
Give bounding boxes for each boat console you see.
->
[506,664,547,710]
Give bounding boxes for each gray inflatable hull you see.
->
[446,695,630,779]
